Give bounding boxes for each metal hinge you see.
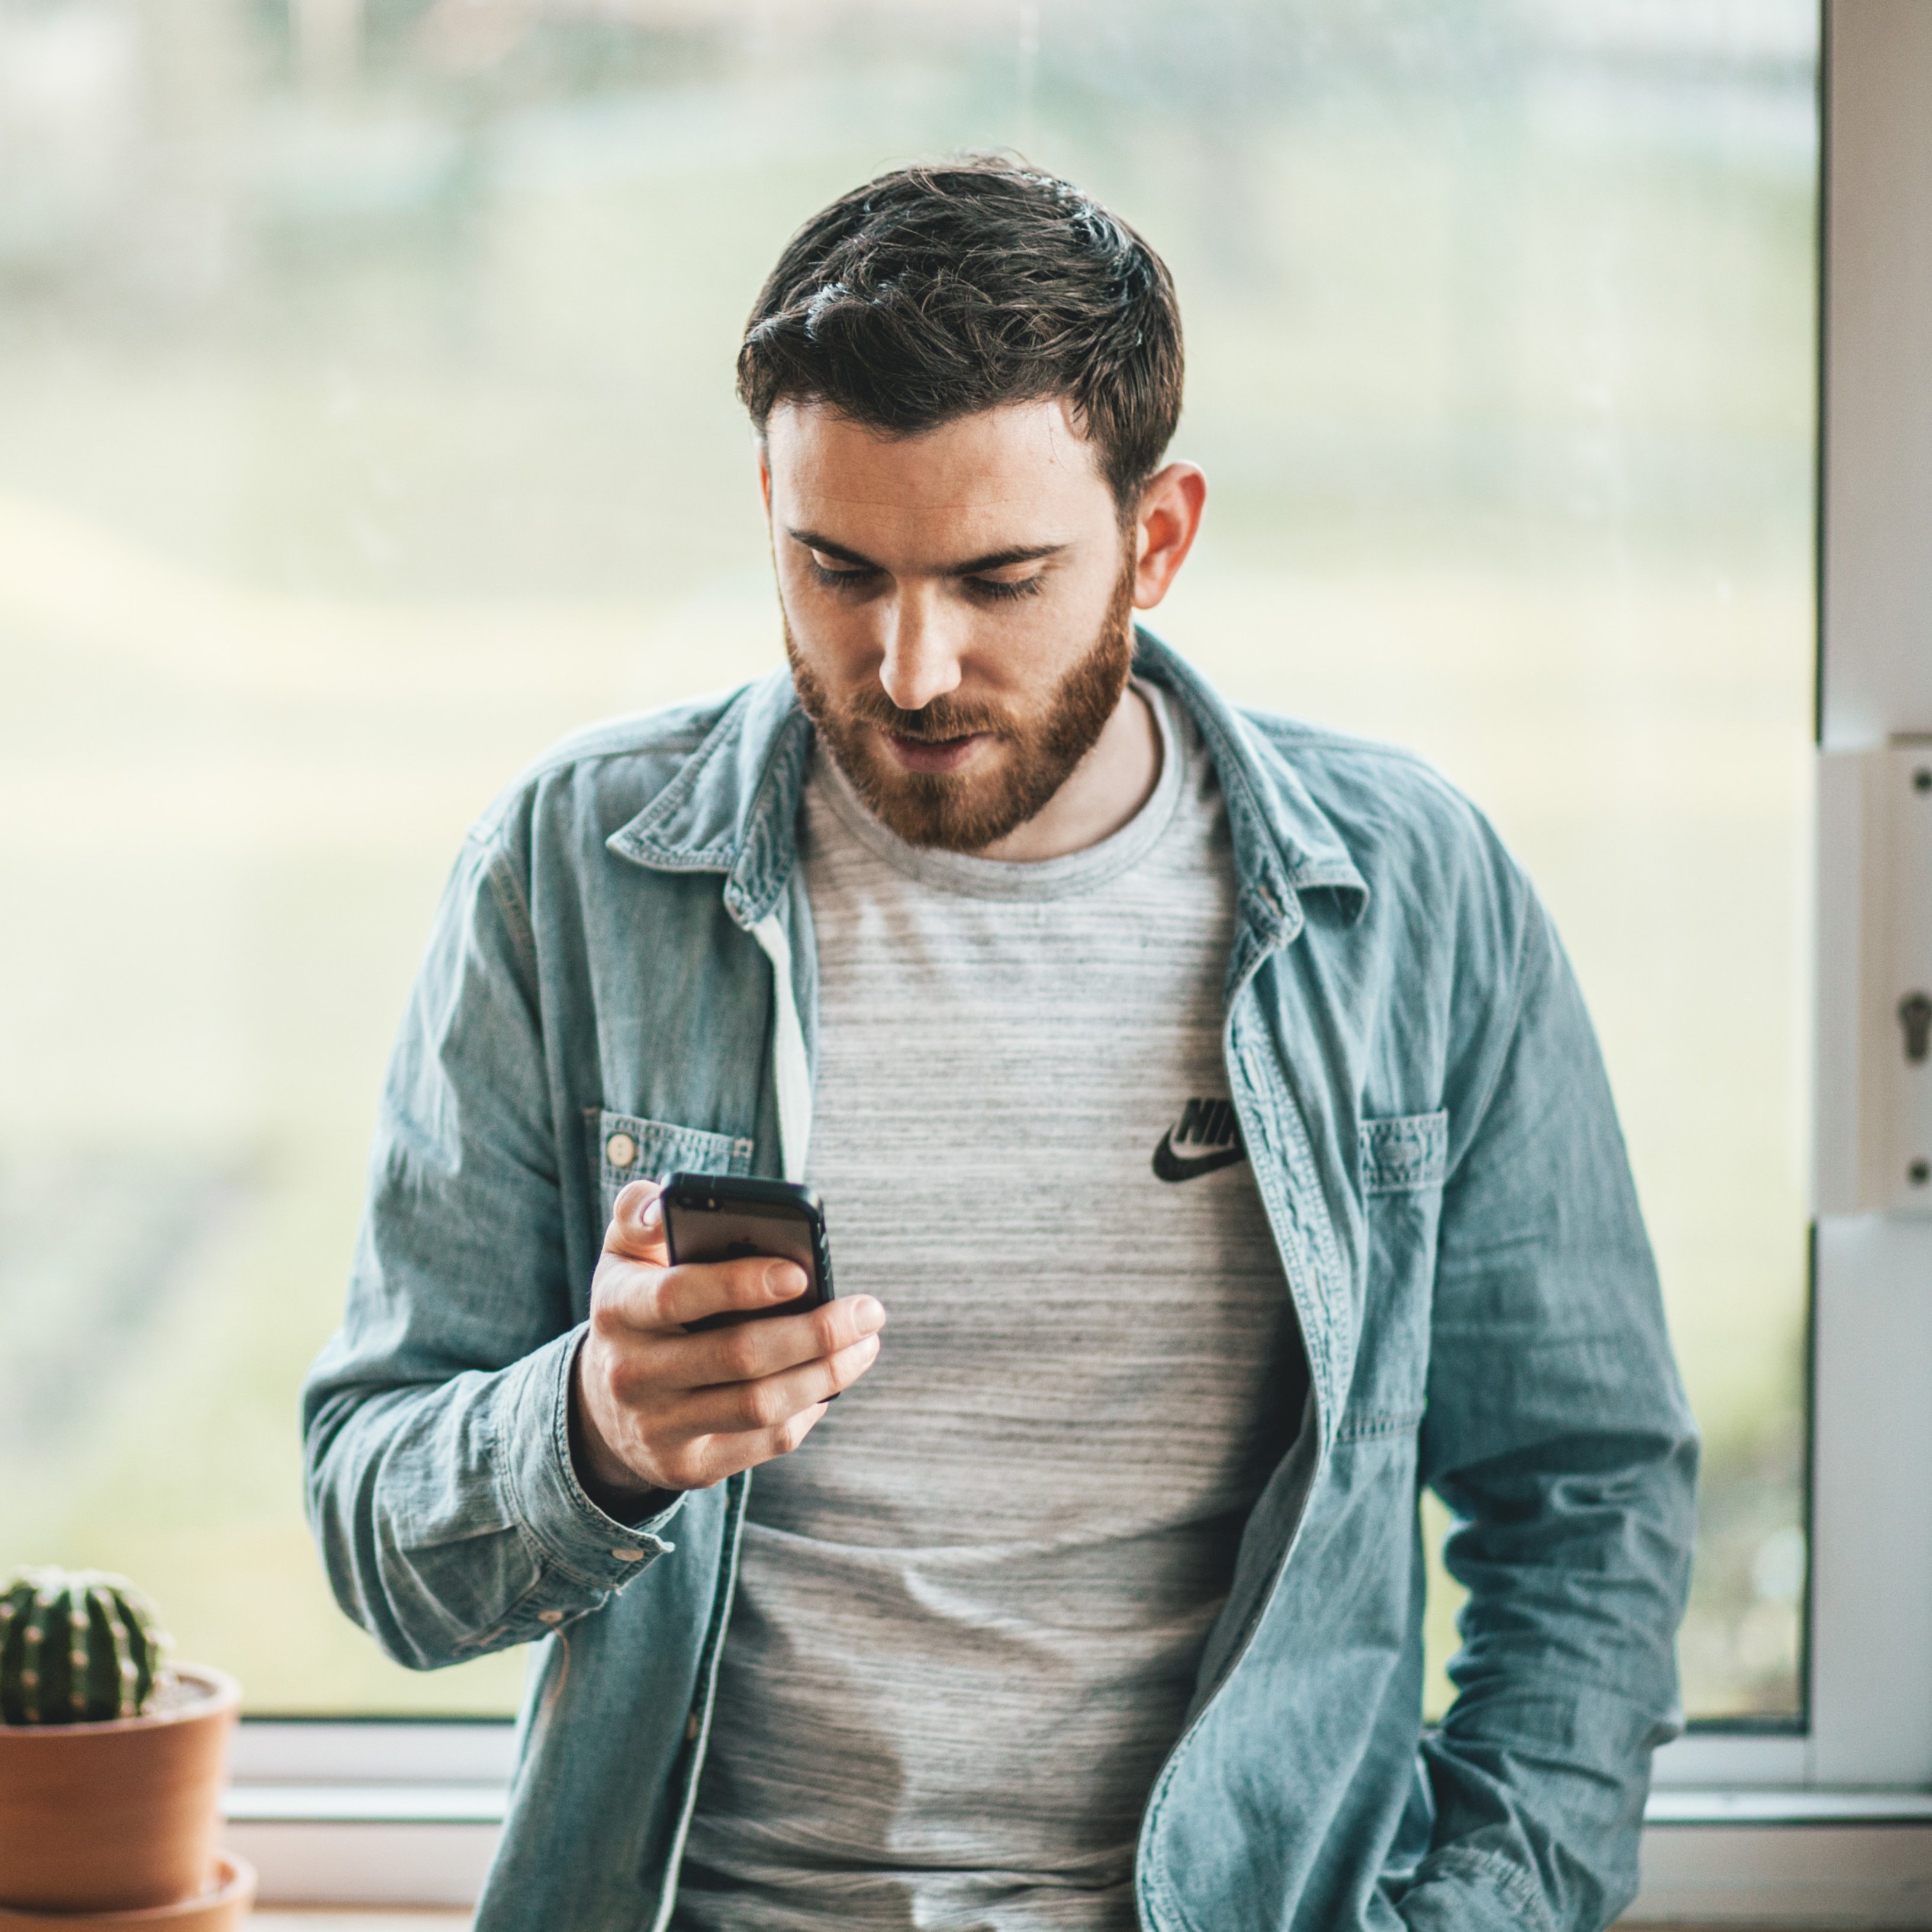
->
[1816,738,1932,1213]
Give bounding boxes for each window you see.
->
[0,0,1815,1735]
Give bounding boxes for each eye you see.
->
[808,556,880,593]
[966,574,1045,603]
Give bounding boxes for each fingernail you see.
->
[855,1296,885,1328]
[766,1265,797,1296]
[640,1196,662,1227]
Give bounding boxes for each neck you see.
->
[970,682,1161,863]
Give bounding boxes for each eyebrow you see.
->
[786,528,1067,577]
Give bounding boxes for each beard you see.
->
[787,565,1136,853]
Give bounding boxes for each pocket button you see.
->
[605,1132,639,1170]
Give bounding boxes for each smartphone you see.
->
[661,1173,835,1332]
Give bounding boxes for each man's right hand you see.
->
[569,1178,886,1515]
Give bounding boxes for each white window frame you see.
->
[227,4,1932,1915]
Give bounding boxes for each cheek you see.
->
[974,598,1069,685]
[780,566,881,666]
[974,566,1118,681]
[949,632,1064,724]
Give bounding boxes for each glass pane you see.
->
[0,0,1814,1718]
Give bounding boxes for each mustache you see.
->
[842,688,1013,742]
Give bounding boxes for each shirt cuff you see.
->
[1396,1848,1558,1932]
[497,1324,685,1593]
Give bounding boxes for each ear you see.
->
[1131,462,1208,610]
[756,440,773,519]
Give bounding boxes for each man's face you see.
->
[762,398,1136,851]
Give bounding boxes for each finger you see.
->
[677,1330,883,1437]
[646,1324,886,1485]
[665,1294,886,1389]
[592,1250,809,1351]
[648,1255,810,1331]
[663,1400,837,1490]
[603,1180,669,1263]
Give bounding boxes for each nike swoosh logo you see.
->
[1152,1131,1247,1183]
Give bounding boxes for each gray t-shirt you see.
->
[675,685,1304,1932]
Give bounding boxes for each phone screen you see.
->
[665,1183,828,1330]
[669,1202,818,1289]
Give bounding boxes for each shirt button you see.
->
[537,1609,564,1625]
[605,1132,638,1170]
[611,1547,646,1562]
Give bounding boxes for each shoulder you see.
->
[1237,706,1534,970]
[463,685,751,861]
[1244,709,1515,875]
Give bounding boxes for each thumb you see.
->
[604,1178,669,1264]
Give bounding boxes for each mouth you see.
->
[880,729,990,776]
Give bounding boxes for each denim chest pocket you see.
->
[588,1109,755,1230]
[1339,1109,1449,1442]
[1360,1109,1448,1194]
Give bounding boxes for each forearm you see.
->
[304,1328,683,1670]
[1401,1431,1697,1930]
[1409,878,1698,1925]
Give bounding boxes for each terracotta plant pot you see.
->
[0,1852,255,1930]
[0,1666,240,1914]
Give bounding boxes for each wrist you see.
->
[568,1337,675,1521]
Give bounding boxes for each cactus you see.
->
[0,1568,170,1725]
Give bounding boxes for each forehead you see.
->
[764,398,1111,543]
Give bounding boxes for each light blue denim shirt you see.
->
[303,631,1697,1932]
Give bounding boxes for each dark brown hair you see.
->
[737,158,1184,511]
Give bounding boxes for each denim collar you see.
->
[606,629,1370,942]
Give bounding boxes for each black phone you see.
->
[661,1173,835,1332]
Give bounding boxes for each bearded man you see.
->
[304,160,1696,1932]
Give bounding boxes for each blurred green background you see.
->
[0,0,1815,1721]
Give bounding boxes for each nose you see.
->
[877,585,964,714]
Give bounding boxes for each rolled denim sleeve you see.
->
[301,830,680,1671]
[1408,891,1699,1932]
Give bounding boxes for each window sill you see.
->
[221,1782,1932,1830]
[223,1784,1932,1921]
